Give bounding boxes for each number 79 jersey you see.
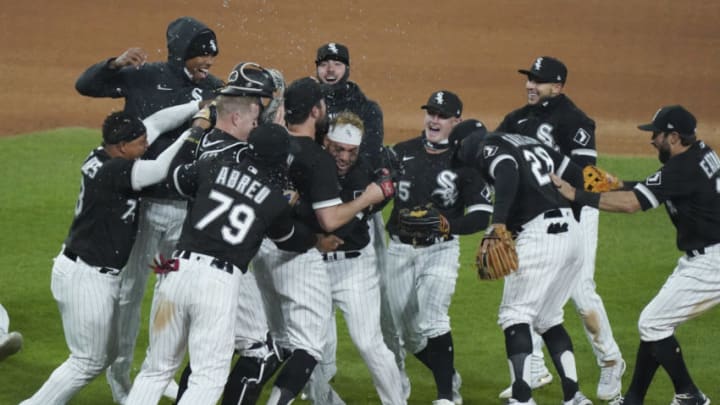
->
[172,158,298,272]
[474,132,577,231]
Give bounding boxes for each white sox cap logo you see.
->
[209,39,217,53]
[435,91,445,105]
[328,43,339,54]
[534,57,543,71]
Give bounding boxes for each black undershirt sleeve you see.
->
[491,160,519,224]
[447,210,491,235]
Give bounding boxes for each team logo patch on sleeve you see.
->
[483,145,499,158]
[573,128,591,146]
[645,171,662,186]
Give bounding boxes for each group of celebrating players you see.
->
[14,14,719,405]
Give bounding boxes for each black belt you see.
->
[393,234,452,247]
[686,248,705,258]
[543,209,563,219]
[175,250,235,275]
[322,251,361,262]
[62,248,120,276]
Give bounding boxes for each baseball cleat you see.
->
[499,371,554,399]
[597,359,626,400]
[0,331,23,361]
[563,391,593,405]
[432,400,455,405]
[506,398,538,405]
[670,391,710,405]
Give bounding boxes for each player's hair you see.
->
[679,133,697,146]
[215,95,260,118]
[285,98,324,125]
[330,111,364,136]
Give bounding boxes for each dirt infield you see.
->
[3,0,719,155]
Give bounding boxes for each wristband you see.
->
[575,189,600,208]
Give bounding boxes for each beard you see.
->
[315,114,330,141]
[658,146,671,163]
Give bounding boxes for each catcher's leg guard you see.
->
[222,337,284,405]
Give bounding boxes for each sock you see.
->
[542,324,578,402]
[652,335,698,395]
[425,332,455,399]
[505,323,533,401]
[624,340,659,403]
[273,349,317,397]
[414,347,433,369]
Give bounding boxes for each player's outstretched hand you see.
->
[110,47,147,70]
[550,173,576,201]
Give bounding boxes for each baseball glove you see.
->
[397,203,450,246]
[476,225,518,280]
[583,165,621,193]
[192,101,217,130]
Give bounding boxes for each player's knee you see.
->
[68,356,108,379]
[637,314,674,342]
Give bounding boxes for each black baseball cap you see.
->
[421,90,463,118]
[315,42,350,66]
[102,111,146,145]
[247,123,299,165]
[519,56,567,84]
[637,105,697,135]
[185,30,219,60]
[448,119,487,147]
[284,77,326,120]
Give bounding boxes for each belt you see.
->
[62,247,120,276]
[686,248,705,258]
[543,209,563,219]
[175,250,235,275]
[391,234,452,247]
[322,250,361,262]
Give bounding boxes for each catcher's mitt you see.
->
[583,165,621,193]
[192,101,217,130]
[476,225,518,280]
[260,68,286,124]
[397,203,450,246]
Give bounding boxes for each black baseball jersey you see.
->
[75,17,223,199]
[632,141,720,251]
[194,128,247,162]
[496,94,597,167]
[386,136,492,237]
[467,132,584,233]
[288,136,344,233]
[325,81,384,169]
[64,148,140,269]
[332,156,384,251]
[172,158,314,271]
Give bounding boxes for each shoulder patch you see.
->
[573,128,591,146]
[483,145,499,158]
[645,171,662,186]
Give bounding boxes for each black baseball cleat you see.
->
[670,391,710,405]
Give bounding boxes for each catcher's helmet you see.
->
[220,62,275,98]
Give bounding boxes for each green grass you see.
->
[0,129,718,404]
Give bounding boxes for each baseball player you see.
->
[20,108,199,405]
[75,16,223,404]
[454,129,595,405]
[495,56,625,401]
[251,77,392,404]
[0,303,23,361]
[552,105,718,405]
[303,111,405,404]
[384,90,492,404]
[172,62,287,405]
[313,42,406,397]
[125,123,318,405]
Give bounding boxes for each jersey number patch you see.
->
[195,190,256,245]
[523,147,555,186]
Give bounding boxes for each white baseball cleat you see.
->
[507,398,538,405]
[452,370,463,404]
[499,370,553,399]
[562,391,593,405]
[0,331,23,361]
[432,400,455,405]
[597,359,626,400]
[670,391,710,405]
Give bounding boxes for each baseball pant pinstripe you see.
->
[234,267,271,354]
[384,238,460,354]
[307,243,405,404]
[570,206,622,366]
[498,208,583,333]
[253,240,332,361]
[126,253,241,405]
[638,244,720,342]
[107,198,187,399]
[21,252,121,405]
